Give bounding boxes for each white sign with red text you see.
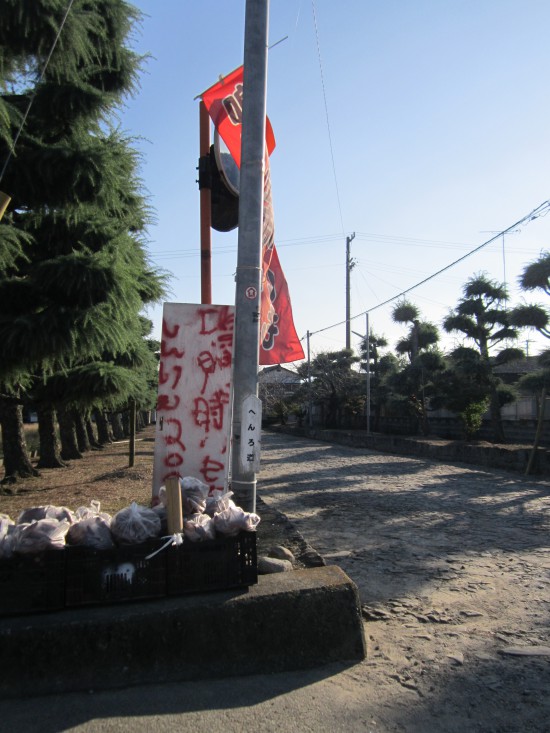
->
[152,303,234,498]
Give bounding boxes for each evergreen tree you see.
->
[296,349,363,429]
[0,1,166,481]
[443,274,521,442]
[431,347,492,440]
[509,252,550,469]
[390,301,443,435]
[358,332,388,431]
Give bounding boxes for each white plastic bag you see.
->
[67,516,114,549]
[158,476,210,516]
[180,477,209,515]
[74,500,110,522]
[151,503,168,534]
[205,489,236,517]
[110,502,161,544]
[183,513,216,542]
[10,518,70,554]
[213,505,261,536]
[0,516,15,559]
[17,505,75,525]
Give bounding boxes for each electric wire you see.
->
[302,199,550,340]
[0,0,75,185]
[311,0,345,235]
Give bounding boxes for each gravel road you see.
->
[2,430,550,733]
[258,430,550,733]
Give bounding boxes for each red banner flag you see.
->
[201,68,304,365]
[201,66,275,168]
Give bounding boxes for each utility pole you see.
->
[365,312,370,435]
[230,0,269,513]
[345,232,355,349]
[307,330,312,428]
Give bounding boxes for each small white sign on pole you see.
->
[152,303,234,498]
[239,394,262,472]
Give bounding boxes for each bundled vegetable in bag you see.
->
[0,515,15,559]
[110,502,161,544]
[151,503,168,535]
[205,489,236,517]
[183,513,216,542]
[17,505,75,525]
[67,516,114,549]
[158,476,209,516]
[180,476,209,515]
[213,505,261,536]
[66,500,114,549]
[10,518,70,554]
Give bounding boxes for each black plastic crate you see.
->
[0,550,66,617]
[65,540,167,607]
[166,531,257,595]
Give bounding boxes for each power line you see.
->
[304,199,550,339]
[311,0,345,235]
[0,0,75,185]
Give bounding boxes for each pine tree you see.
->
[390,300,443,435]
[443,274,522,442]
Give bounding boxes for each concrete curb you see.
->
[0,565,366,699]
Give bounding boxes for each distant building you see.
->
[258,365,302,422]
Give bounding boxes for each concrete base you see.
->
[0,565,366,699]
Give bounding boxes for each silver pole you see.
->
[366,312,371,435]
[230,0,270,513]
[307,330,312,428]
[345,232,355,350]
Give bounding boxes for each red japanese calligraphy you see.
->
[197,350,216,395]
[158,363,183,389]
[162,320,180,338]
[199,455,225,486]
[192,397,210,431]
[161,341,184,358]
[161,319,184,358]
[163,418,186,453]
[198,305,234,335]
[153,304,234,500]
[164,452,184,467]
[192,389,230,433]
[157,394,181,411]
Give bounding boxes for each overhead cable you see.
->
[304,199,550,339]
[0,0,75,185]
[311,0,345,235]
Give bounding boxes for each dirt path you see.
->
[258,431,550,733]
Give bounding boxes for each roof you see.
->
[493,356,542,375]
[258,365,302,384]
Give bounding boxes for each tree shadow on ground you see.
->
[257,431,550,732]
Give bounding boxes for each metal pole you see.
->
[307,330,312,428]
[366,313,371,435]
[346,236,351,349]
[199,101,212,304]
[345,232,355,350]
[230,0,269,513]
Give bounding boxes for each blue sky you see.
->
[120,1,550,360]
